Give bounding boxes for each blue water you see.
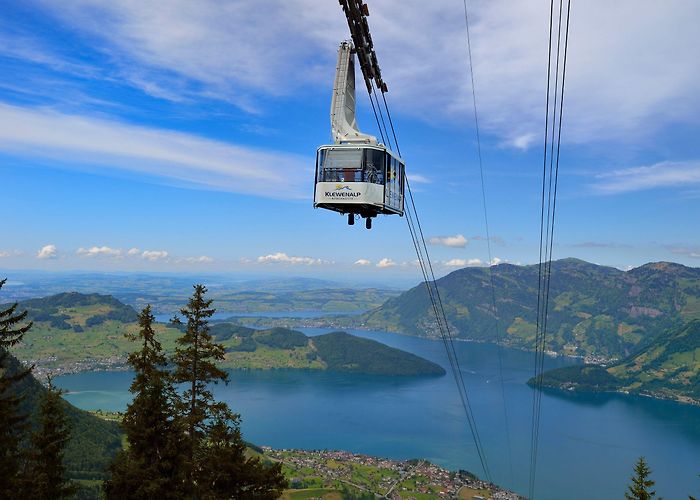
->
[55,328,700,499]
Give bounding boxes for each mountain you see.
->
[534,320,700,403]
[20,291,138,329]
[363,259,700,359]
[8,292,179,374]
[9,292,444,377]
[3,351,122,480]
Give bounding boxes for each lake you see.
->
[55,328,700,499]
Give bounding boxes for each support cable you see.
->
[532,0,565,492]
[350,0,492,482]
[376,81,492,481]
[368,89,388,146]
[380,91,401,157]
[460,0,514,483]
[371,83,393,151]
[529,1,571,498]
[405,179,491,481]
[529,0,556,493]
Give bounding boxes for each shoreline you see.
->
[538,381,700,407]
[20,317,696,407]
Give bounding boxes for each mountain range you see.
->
[363,258,700,360]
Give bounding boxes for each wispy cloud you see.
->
[0,103,309,198]
[37,244,57,259]
[26,0,700,146]
[665,245,700,259]
[354,259,372,266]
[141,250,169,261]
[257,252,324,266]
[428,234,468,248]
[76,246,122,257]
[507,133,538,151]
[178,255,214,264]
[591,161,700,194]
[571,241,632,249]
[33,0,339,106]
[407,174,431,184]
[0,31,100,79]
[74,245,212,263]
[443,258,482,267]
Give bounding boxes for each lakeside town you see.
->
[264,447,523,499]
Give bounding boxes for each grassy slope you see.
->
[12,294,182,372]
[10,293,443,376]
[364,259,700,359]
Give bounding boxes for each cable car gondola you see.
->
[314,41,405,230]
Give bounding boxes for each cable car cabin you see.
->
[314,144,405,228]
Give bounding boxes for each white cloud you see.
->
[490,257,503,266]
[0,250,23,258]
[407,174,431,184]
[34,0,338,104]
[376,258,397,268]
[76,245,122,257]
[666,246,700,259]
[591,161,700,194]
[141,250,169,261]
[127,247,141,256]
[37,244,57,259]
[354,259,372,266]
[29,0,700,146]
[444,258,483,267]
[428,234,468,248]
[182,255,214,264]
[0,104,309,198]
[257,252,323,266]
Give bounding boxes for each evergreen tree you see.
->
[198,406,287,499]
[0,278,33,497]
[625,456,659,500]
[172,284,228,489]
[172,284,287,498]
[104,305,186,500]
[27,376,77,499]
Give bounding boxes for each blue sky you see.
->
[1,0,699,281]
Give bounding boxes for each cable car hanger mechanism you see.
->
[313,1,405,230]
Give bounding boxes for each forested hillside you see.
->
[363,259,700,359]
[536,320,700,403]
[3,351,122,479]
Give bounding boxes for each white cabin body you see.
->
[314,144,405,218]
